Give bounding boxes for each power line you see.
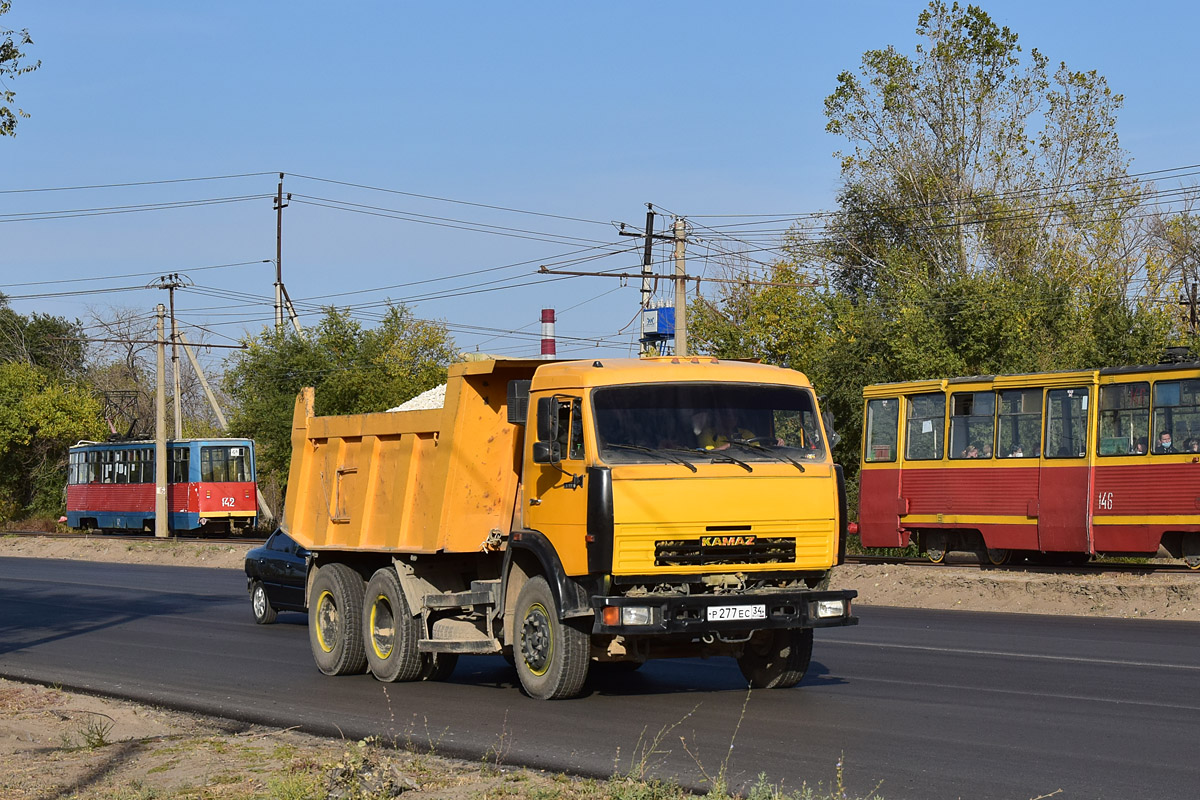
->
[0,171,277,195]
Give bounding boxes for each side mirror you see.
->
[532,440,562,465]
[822,410,842,449]
[536,396,560,443]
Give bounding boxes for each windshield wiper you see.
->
[729,439,806,472]
[702,450,753,472]
[605,443,697,472]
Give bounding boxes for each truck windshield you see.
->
[593,383,827,465]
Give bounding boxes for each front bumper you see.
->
[590,588,857,636]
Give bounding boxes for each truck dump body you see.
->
[284,359,541,554]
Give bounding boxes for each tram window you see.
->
[202,446,250,482]
[905,393,945,460]
[1151,379,1200,454]
[998,389,1041,458]
[1045,388,1089,459]
[169,447,190,483]
[1099,383,1148,456]
[949,391,995,459]
[864,398,898,462]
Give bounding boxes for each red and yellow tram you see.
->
[854,363,1200,567]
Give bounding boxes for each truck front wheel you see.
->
[363,568,424,682]
[737,627,813,689]
[514,576,589,700]
[309,564,367,676]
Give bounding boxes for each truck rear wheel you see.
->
[514,576,589,700]
[363,568,425,682]
[309,564,367,676]
[737,627,813,689]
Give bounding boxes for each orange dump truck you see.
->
[283,356,857,699]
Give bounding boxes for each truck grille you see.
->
[654,537,796,567]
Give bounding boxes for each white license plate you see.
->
[706,604,766,622]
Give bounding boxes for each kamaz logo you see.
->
[701,535,756,547]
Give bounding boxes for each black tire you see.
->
[737,627,813,689]
[251,581,277,625]
[309,564,368,676]
[363,568,425,682]
[514,576,590,700]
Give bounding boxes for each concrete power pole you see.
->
[673,217,688,357]
[155,305,169,538]
[273,173,291,333]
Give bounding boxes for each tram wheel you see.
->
[1182,534,1200,570]
[983,548,1010,566]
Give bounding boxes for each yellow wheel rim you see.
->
[315,590,337,653]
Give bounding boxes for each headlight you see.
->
[621,606,653,626]
[815,599,845,618]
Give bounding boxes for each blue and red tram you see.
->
[854,363,1200,567]
[66,438,257,535]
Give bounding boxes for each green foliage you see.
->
[0,0,40,137]
[223,304,457,494]
[0,298,106,521]
[691,2,1179,480]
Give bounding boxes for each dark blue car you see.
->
[245,529,309,624]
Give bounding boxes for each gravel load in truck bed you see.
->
[387,384,446,412]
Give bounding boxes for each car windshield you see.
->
[593,382,826,465]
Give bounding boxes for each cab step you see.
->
[418,618,501,654]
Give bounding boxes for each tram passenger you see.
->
[1155,431,1176,454]
[1007,442,1024,458]
[1186,438,1200,453]
[1130,437,1148,455]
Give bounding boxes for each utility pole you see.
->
[618,205,674,355]
[154,305,168,538]
[673,217,688,357]
[1188,281,1198,338]
[274,173,291,332]
[149,274,188,439]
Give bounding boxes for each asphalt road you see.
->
[2,556,1197,800]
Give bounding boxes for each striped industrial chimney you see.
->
[540,308,556,359]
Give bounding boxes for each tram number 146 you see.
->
[1097,491,1114,511]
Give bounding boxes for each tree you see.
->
[223,305,457,501]
[0,0,40,137]
[0,299,105,521]
[691,1,1178,485]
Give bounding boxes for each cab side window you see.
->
[1045,388,1089,459]
[864,398,898,462]
[554,398,585,461]
[905,393,945,461]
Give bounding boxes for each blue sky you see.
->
[3,1,1198,360]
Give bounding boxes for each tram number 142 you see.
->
[1097,491,1114,511]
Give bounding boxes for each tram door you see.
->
[1036,387,1093,553]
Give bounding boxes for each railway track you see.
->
[2,529,267,546]
[845,553,1200,574]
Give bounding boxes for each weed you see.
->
[267,771,323,800]
[481,710,512,775]
[59,712,116,750]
